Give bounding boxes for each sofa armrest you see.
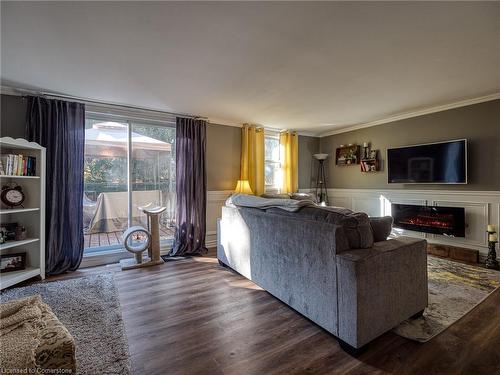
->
[336,237,428,348]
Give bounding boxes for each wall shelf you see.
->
[361,149,380,172]
[335,144,360,166]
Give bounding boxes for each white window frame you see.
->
[264,130,282,193]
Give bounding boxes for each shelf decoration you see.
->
[0,222,18,241]
[361,142,380,173]
[486,224,499,269]
[1,183,26,208]
[335,144,360,166]
[15,225,27,241]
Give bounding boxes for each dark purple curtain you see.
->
[171,117,207,256]
[26,96,85,275]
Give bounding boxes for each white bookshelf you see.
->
[0,137,46,289]
[0,238,40,250]
[0,175,40,179]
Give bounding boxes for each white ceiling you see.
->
[2,2,499,134]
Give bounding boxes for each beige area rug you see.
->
[393,256,500,342]
[1,274,131,374]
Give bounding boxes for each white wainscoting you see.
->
[206,190,233,248]
[316,188,500,256]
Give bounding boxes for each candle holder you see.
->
[363,143,370,159]
[486,230,499,269]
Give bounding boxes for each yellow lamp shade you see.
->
[235,180,253,195]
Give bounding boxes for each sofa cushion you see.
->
[370,216,394,242]
[266,206,374,249]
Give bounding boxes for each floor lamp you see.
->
[313,153,329,206]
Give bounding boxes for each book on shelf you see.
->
[0,154,37,176]
[361,160,372,172]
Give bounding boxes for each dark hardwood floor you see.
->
[34,250,500,374]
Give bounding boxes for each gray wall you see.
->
[298,135,320,189]
[7,92,495,191]
[1,94,26,138]
[206,123,241,191]
[320,99,500,191]
[0,94,242,191]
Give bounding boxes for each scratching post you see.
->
[120,206,166,270]
[145,206,164,264]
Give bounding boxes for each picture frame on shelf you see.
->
[0,252,26,273]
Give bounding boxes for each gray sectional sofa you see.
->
[217,203,428,353]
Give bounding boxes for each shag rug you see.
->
[1,274,130,374]
[393,256,500,342]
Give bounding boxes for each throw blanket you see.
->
[226,193,316,212]
[0,295,49,371]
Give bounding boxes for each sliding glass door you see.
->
[131,124,176,243]
[83,116,175,253]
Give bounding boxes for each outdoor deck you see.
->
[84,227,175,249]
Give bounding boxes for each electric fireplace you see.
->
[392,203,465,237]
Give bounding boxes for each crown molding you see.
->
[296,130,320,137]
[317,92,500,138]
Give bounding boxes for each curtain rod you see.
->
[1,85,209,121]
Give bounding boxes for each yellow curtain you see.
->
[240,124,265,196]
[280,131,298,193]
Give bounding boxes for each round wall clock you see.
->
[1,184,25,208]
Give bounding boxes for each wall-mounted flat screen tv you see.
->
[387,139,467,184]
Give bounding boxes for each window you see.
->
[83,111,176,255]
[264,131,282,193]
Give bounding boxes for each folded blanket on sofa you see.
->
[0,295,49,372]
[226,193,316,212]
